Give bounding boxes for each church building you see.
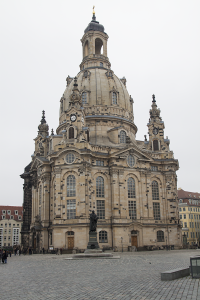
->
[20,11,182,252]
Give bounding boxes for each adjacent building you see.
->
[20,12,182,252]
[178,188,200,246]
[0,206,23,248]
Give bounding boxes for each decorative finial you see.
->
[152,94,156,103]
[92,6,96,21]
[41,110,46,124]
[51,129,54,135]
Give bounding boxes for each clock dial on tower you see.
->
[153,128,158,135]
[70,114,77,122]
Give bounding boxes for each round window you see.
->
[127,155,135,167]
[66,153,75,164]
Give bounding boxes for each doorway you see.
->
[131,230,138,247]
[131,236,137,247]
[68,237,74,249]
[67,231,74,249]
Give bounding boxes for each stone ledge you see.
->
[161,267,190,281]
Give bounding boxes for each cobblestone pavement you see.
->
[0,250,199,300]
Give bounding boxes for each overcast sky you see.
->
[0,0,200,206]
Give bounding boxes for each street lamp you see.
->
[121,237,123,252]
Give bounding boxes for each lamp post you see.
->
[121,237,123,252]
[165,236,168,250]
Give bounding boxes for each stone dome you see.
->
[61,68,133,116]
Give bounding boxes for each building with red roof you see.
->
[0,206,23,248]
[178,189,200,246]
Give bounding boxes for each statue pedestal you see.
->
[87,231,100,250]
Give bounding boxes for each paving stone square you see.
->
[0,250,200,300]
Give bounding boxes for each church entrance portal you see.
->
[131,230,138,247]
[67,231,74,249]
[68,237,74,249]
[131,236,137,247]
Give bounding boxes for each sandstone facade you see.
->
[20,12,182,252]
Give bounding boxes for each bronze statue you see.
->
[89,210,98,232]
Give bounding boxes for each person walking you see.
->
[2,250,8,263]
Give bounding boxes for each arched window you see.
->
[67,175,76,197]
[69,127,74,139]
[67,231,74,236]
[82,92,87,105]
[127,178,136,198]
[84,40,89,57]
[120,130,126,143]
[86,130,89,142]
[96,176,104,197]
[99,231,108,243]
[112,92,117,105]
[157,230,164,242]
[153,140,159,151]
[95,38,103,55]
[152,180,159,200]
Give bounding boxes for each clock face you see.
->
[153,128,158,135]
[70,114,76,122]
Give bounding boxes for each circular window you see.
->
[66,153,75,164]
[127,155,135,167]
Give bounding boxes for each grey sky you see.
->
[0,0,200,206]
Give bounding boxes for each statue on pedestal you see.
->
[89,210,98,232]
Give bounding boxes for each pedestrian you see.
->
[14,248,17,256]
[19,249,21,256]
[60,248,62,255]
[2,250,4,263]
[42,247,45,254]
[2,250,8,263]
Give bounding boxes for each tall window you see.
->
[127,178,136,198]
[0,228,3,248]
[67,199,76,219]
[82,92,87,105]
[153,140,159,151]
[13,228,20,245]
[86,130,89,142]
[128,201,137,220]
[96,176,104,198]
[69,127,74,139]
[99,230,107,243]
[120,130,126,143]
[157,230,164,242]
[112,92,117,105]
[67,175,76,197]
[39,185,42,205]
[97,200,105,219]
[153,202,161,220]
[152,181,159,200]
